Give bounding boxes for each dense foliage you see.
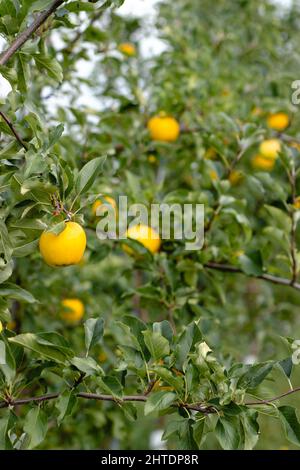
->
[1,0,300,450]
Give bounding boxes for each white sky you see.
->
[118,0,159,16]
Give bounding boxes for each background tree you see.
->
[1,0,300,450]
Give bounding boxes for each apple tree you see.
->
[1,0,300,450]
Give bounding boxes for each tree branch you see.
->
[144,379,156,396]
[0,391,216,414]
[244,386,300,406]
[204,261,300,291]
[2,386,300,413]
[0,110,28,150]
[0,0,65,66]
[0,393,58,408]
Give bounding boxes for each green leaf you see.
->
[144,391,176,416]
[240,411,259,450]
[16,53,29,93]
[33,54,63,82]
[134,285,162,300]
[70,356,103,376]
[163,417,199,449]
[55,390,77,425]
[279,406,300,447]
[0,220,13,262]
[153,366,183,391]
[0,412,15,450]
[47,124,64,149]
[97,375,123,399]
[23,407,47,449]
[13,239,39,257]
[9,332,73,364]
[0,0,16,16]
[84,317,104,355]
[238,251,263,276]
[222,402,243,416]
[28,0,56,12]
[0,64,17,86]
[0,283,37,303]
[237,362,273,390]
[65,1,97,11]
[75,156,106,197]
[153,320,173,343]
[162,416,186,440]
[0,338,16,384]
[0,298,10,323]
[113,322,142,351]
[9,218,46,230]
[279,357,293,379]
[179,419,199,450]
[174,321,202,369]
[192,419,205,447]
[216,416,240,450]
[48,221,66,236]
[125,170,141,197]
[122,402,137,421]
[143,330,170,361]
[0,262,13,285]
[122,315,148,355]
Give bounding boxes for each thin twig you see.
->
[204,202,221,234]
[0,391,216,414]
[0,110,28,150]
[60,6,107,54]
[2,386,300,413]
[51,193,72,219]
[0,393,58,408]
[244,386,300,406]
[227,145,246,176]
[204,261,300,291]
[144,379,156,396]
[72,372,86,389]
[0,0,65,66]
[77,392,147,403]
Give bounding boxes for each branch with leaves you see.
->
[1,0,300,452]
[204,262,300,291]
[0,111,28,150]
[0,0,65,66]
[0,391,216,414]
[2,385,300,413]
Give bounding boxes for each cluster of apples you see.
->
[252,112,289,171]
